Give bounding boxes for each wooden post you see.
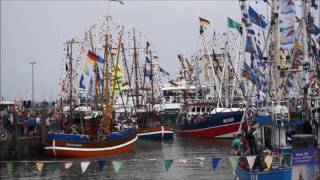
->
[41,107,48,146]
[12,109,19,159]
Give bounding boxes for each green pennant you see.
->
[164,159,173,172]
[228,156,239,170]
[50,162,58,173]
[282,154,291,166]
[112,161,122,173]
[6,162,13,174]
[227,17,241,32]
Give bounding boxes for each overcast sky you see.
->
[1,0,256,101]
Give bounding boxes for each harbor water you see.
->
[0,137,234,180]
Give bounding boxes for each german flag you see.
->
[87,50,97,64]
[199,17,210,26]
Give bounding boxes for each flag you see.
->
[159,67,170,76]
[145,56,151,63]
[164,159,173,172]
[264,155,273,169]
[96,67,101,90]
[81,161,90,173]
[242,62,256,84]
[112,65,123,91]
[311,0,318,9]
[248,6,267,28]
[98,160,106,172]
[228,17,241,33]
[6,162,13,174]
[144,68,153,80]
[178,159,188,164]
[280,0,295,49]
[87,50,105,64]
[246,156,256,170]
[247,29,255,35]
[50,162,58,173]
[112,161,122,173]
[79,74,85,89]
[195,157,205,166]
[87,76,93,97]
[64,162,73,169]
[245,36,256,54]
[228,156,239,170]
[36,162,44,172]
[211,157,221,170]
[199,17,210,26]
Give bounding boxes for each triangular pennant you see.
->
[64,162,73,169]
[164,159,173,172]
[228,156,239,170]
[50,162,58,173]
[195,157,205,166]
[264,155,273,169]
[112,161,122,173]
[282,154,291,166]
[36,162,44,172]
[147,159,157,161]
[6,162,13,174]
[246,156,256,170]
[195,157,205,161]
[178,159,188,164]
[211,157,221,170]
[81,161,90,174]
[98,160,106,172]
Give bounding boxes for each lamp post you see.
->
[30,61,36,111]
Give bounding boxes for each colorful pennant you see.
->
[228,156,239,170]
[64,162,73,169]
[264,155,273,169]
[112,161,122,173]
[98,160,106,172]
[36,162,44,172]
[211,157,221,170]
[6,162,13,174]
[164,159,173,172]
[81,161,90,174]
[246,156,257,170]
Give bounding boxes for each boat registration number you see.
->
[223,118,234,123]
[66,143,82,147]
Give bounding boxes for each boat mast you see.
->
[103,32,110,132]
[66,39,78,126]
[200,26,219,99]
[147,42,155,124]
[133,28,140,108]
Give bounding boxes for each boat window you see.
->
[192,107,195,112]
[202,107,205,113]
[197,107,200,112]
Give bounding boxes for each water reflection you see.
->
[0,137,233,180]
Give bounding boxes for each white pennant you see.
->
[178,159,188,164]
[36,162,44,171]
[246,156,256,170]
[64,162,73,169]
[264,155,273,169]
[81,161,90,173]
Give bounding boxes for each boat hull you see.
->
[44,130,138,157]
[138,126,174,140]
[234,166,291,180]
[175,111,244,138]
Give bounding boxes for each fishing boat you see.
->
[232,0,320,179]
[45,21,138,157]
[173,19,246,138]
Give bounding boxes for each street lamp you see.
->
[30,61,36,111]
